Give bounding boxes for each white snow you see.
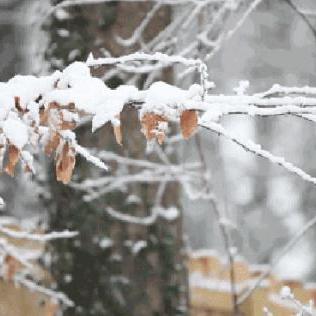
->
[280,286,292,299]
[99,237,113,249]
[2,117,28,149]
[0,53,315,187]
[74,144,108,171]
[92,85,139,132]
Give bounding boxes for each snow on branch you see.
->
[115,3,162,47]
[53,0,225,8]
[15,275,74,307]
[238,214,316,305]
[1,53,316,187]
[87,52,210,95]
[48,0,245,89]
[256,84,316,97]
[200,121,316,186]
[0,226,78,242]
[105,206,179,226]
[71,147,201,201]
[279,286,315,316]
[0,238,34,269]
[205,0,265,61]
[73,143,108,171]
[86,51,204,68]
[0,220,77,307]
[76,169,198,202]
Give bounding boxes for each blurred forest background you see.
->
[1,0,316,315]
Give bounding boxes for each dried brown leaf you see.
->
[4,145,20,177]
[39,102,60,126]
[4,255,21,282]
[157,134,165,145]
[0,148,5,171]
[14,96,24,113]
[24,164,32,173]
[60,120,77,131]
[59,111,77,130]
[180,110,198,139]
[113,124,122,145]
[48,102,60,110]
[0,138,6,171]
[56,142,76,184]
[45,132,61,156]
[39,107,49,126]
[45,302,59,316]
[141,113,168,143]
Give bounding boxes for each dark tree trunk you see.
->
[45,2,187,315]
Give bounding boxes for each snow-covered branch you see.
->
[105,206,179,225]
[0,220,78,307]
[200,121,316,186]
[74,164,200,202]
[15,275,74,307]
[54,0,223,7]
[279,286,315,316]
[0,238,34,269]
[1,52,316,188]
[86,51,204,68]
[47,0,249,89]
[238,214,316,305]
[0,226,78,242]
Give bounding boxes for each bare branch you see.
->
[238,214,316,305]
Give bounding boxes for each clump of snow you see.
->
[159,206,179,221]
[8,72,60,109]
[0,84,15,120]
[126,194,142,205]
[280,286,292,299]
[99,237,113,249]
[45,63,112,115]
[190,249,220,259]
[55,8,70,20]
[189,272,248,293]
[125,240,147,255]
[0,196,5,209]
[132,240,147,255]
[56,29,70,38]
[2,117,28,149]
[74,143,108,171]
[25,101,40,125]
[64,274,72,283]
[142,82,188,118]
[233,80,250,95]
[21,151,35,173]
[57,62,91,89]
[92,85,139,132]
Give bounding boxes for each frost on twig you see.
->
[200,121,316,186]
[0,219,77,307]
[280,286,315,316]
[0,226,78,242]
[1,52,316,188]
[105,206,179,226]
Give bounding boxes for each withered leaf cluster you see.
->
[140,110,198,144]
[2,78,199,184]
[2,96,78,184]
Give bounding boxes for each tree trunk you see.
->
[45,2,187,315]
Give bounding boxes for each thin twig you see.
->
[237,214,316,304]
[283,0,316,41]
[195,133,240,315]
[200,121,316,186]
[206,0,265,61]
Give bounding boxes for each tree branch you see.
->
[237,214,316,304]
[283,0,316,41]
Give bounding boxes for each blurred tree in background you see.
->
[44,2,187,315]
